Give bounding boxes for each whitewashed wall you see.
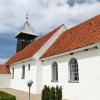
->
[42,45,100,100]
[10,59,38,94]
[9,25,66,94]
[0,74,10,88]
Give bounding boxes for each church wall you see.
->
[42,44,100,100]
[10,59,38,94]
[32,25,66,94]
[35,60,43,93]
[0,74,10,88]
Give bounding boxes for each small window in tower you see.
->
[28,64,30,71]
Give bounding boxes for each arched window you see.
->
[12,68,14,79]
[22,65,25,79]
[28,64,30,71]
[69,58,79,82]
[51,62,58,82]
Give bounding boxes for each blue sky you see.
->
[0,0,100,64]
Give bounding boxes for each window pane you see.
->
[12,68,14,79]
[22,65,25,79]
[69,58,79,82]
[28,64,30,71]
[52,62,58,82]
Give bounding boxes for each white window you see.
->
[12,68,14,79]
[28,64,30,71]
[69,58,79,83]
[22,65,25,79]
[51,62,58,82]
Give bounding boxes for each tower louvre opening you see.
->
[15,16,38,52]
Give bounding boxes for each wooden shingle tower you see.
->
[15,14,38,52]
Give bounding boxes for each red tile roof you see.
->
[5,25,62,65]
[0,65,10,74]
[41,15,100,59]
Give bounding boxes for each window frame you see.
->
[68,58,79,83]
[22,65,25,79]
[28,64,30,71]
[51,62,58,82]
[11,67,14,79]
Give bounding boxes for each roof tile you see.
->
[41,15,100,58]
[0,65,10,74]
[5,25,62,65]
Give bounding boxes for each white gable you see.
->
[33,25,66,60]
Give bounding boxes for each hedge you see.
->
[0,91,16,100]
[55,86,62,100]
[42,86,50,100]
[41,85,62,100]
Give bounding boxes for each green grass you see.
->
[0,91,16,100]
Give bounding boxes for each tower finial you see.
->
[26,12,28,21]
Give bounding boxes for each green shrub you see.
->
[55,85,62,100]
[50,87,55,100]
[41,85,50,100]
[0,91,16,100]
[41,85,62,100]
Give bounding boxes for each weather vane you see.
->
[26,12,29,21]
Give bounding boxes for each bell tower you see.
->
[15,14,38,52]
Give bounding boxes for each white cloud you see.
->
[66,2,100,28]
[0,57,8,64]
[0,0,99,35]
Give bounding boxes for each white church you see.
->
[0,14,100,100]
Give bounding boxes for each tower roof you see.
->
[20,13,37,36]
[20,20,37,36]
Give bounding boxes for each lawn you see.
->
[0,91,16,100]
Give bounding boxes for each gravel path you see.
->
[0,88,41,100]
